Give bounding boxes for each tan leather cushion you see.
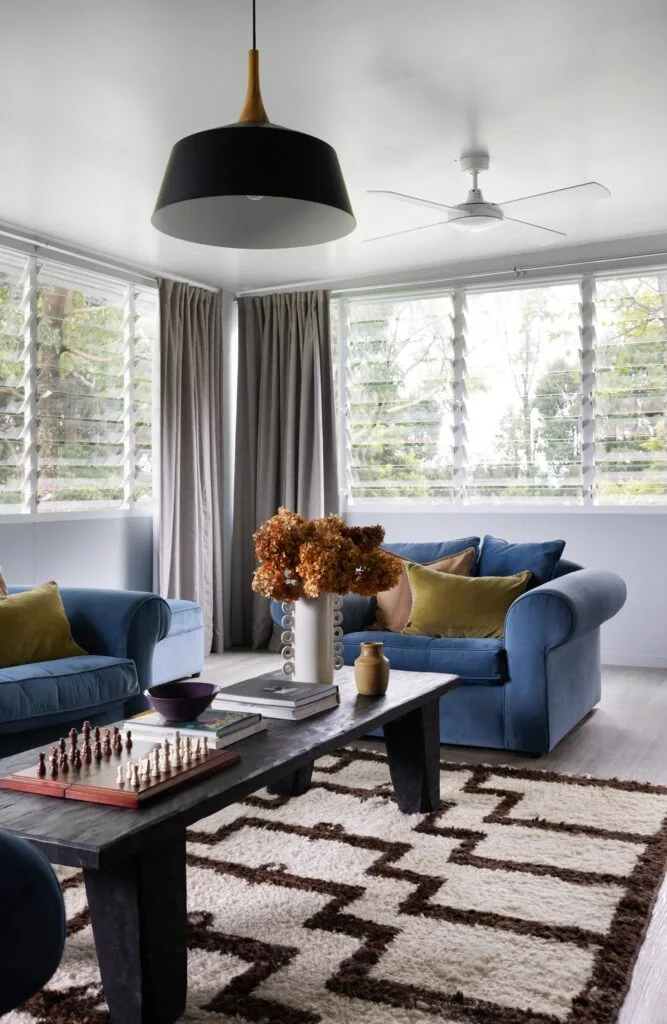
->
[372,547,476,632]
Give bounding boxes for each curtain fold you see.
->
[158,279,224,653]
[230,290,338,648]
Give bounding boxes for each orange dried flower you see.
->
[251,508,402,600]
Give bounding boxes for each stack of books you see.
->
[122,708,266,748]
[212,675,340,720]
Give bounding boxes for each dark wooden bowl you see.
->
[146,681,219,723]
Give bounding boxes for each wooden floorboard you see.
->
[204,654,667,1023]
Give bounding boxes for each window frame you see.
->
[335,267,667,513]
[0,251,157,518]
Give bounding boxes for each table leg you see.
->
[267,761,314,797]
[84,830,187,1024]
[383,698,441,813]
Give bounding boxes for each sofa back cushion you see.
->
[384,537,480,566]
[0,581,87,669]
[403,562,531,639]
[373,546,476,632]
[478,535,565,589]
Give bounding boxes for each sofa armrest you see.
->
[503,570,625,753]
[9,586,171,688]
[504,569,627,649]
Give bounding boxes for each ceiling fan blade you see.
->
[367,189,458,214]
[503,216,567,238]
[363,219,450,243]
[498,182,611,213]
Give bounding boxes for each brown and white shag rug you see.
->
[5,747,667,1024]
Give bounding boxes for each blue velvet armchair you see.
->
[0,829,66,1013]
[0,587,171,756]
[272,542,627,755]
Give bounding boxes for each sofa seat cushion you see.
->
[0,655,138,731]
[164,599,203,636]
[341,631,506,682]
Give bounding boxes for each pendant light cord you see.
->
[252,0,256,49]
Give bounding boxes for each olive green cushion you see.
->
[403,562,531,639]
[0,581,87,669]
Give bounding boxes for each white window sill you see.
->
[0,508,154,524]
[345,502,667,516]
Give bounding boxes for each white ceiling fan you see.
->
[366,150,610,242]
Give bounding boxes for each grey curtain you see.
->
[158,279,224,653]
[230,290,338,648]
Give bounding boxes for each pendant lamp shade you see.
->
[152,44,356,249]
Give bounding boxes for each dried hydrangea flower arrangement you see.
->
[252,508,402,677]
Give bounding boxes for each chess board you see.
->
[0,726,241,808]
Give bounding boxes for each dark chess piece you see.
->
[112,726,123,752]
[102,730,112,757]
[94,726,100,744]
[73,749,82,770]
[83,744,92,765]
[37,752,46,777]
[93,741,103,761]
[49,748,58,777]
[82,720,91,741]
[69,727,78,751]
[61,752,69,774]
[125,730,133,751]
[58,737,66,756]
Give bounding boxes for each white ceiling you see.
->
[2,0,667,292]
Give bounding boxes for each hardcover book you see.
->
[123,708,260,737]
[212,675,338,709]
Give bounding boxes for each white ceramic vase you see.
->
[280,594,344,684]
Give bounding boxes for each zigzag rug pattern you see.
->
[4,748,667,1024]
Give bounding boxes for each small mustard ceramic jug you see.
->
[354,641,390,696]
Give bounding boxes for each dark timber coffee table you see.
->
[0,667,457,1024]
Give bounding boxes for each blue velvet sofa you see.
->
[0,587,171,756]
[273,537,627,755]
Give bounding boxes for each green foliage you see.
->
[0,269,155,512]
[347,299,453,499]
[341,275,667,505]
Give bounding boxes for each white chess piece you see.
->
[202,737,209,756]
[161,738,171,771]
[151,750,161,779]
[116,765,124,785]
[126,759,133,781]
[142,758,151,780]
[183,737,192,766]
[173,734,182,768]
[194,738,201,760]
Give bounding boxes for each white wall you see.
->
[0,512,154,592]
[345,507,667,668]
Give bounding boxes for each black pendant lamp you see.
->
[152,0,356,249]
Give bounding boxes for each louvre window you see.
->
[594,275,667,505]
[341,295,454,501]
[0,249,29,512]
[0,245,156,514]
[335,272,667,507]
[465,284,582,504]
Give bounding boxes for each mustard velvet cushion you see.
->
[372,546,476,632]
[0,581,87,669]
[403,562,531,639]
